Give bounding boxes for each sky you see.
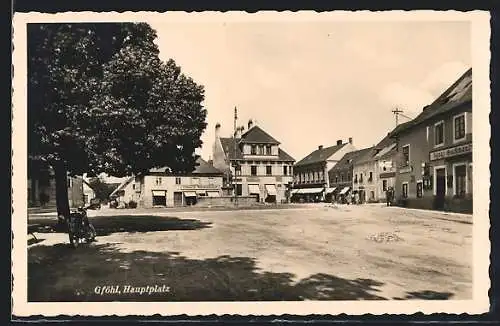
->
[146,19,471,163]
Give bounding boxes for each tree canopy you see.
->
[28,23,207,216]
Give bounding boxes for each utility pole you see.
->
[392,107,404,127]
[233,106,238,206]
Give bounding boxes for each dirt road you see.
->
[28,204,472,301]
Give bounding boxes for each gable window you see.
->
[266,166,272,176]
[402,183,408,199]
[251,145,257,155]
[251,165,257,176]
[266,145,272,155]
[434,121,444,147]
[175,177,181,185]
[454,113,466,141]
[402,145,410,167]
[283,166,288,176]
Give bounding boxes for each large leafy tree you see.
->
[28,23,207,220]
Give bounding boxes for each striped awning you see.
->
[339,187,351,195]
[265,184,277,196]
[248,184,260,194]
[291,189,300,194]
[206,191,221,197]
[299,188,324,194]
[152,190,166,196]
[183,191,197,197]
[325,187,337,194]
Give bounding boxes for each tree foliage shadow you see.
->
[28,215,212,236]
[393,290,454,300]
[28,243,387,302]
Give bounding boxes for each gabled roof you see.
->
[219,137,295,162]
[295,143,347,167]
[239,125,280,144]
[391,68,472,137]
[149,157,224,176]
[328,147,373,175]
[109,176,135,198]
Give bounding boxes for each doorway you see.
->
[173,192,183,207]
[152,192,167,206]
[435,168,446,210]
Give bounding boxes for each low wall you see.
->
[196,196,259,208]
[396,195,472,214]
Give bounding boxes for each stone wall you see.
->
[196,196,258,208]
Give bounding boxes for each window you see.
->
[434,121,444,146]
[283,166,288,176]
[259,145,264,155]
[426,126,430,143]
[266,145,272,155]
[454,114,466,141]
[175,177,181,185]
[335,175,339,183]
[251,145,257,155]
[132,183,136,190]
[382,180,387,191]
[359,174,363,183]
[354,174,357,183]
[402,145,410,167]
[455,164,467,197]
[155,177,162,186]
[370,191,375,200]
[236,184,242,196]
[416,181,423,198]
[251,165,257,176]
[266,166,272,176]
[234,163,241,176]
[369,172,373,182]
[402,183,408,199]
[340,174,344,182]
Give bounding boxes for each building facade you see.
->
[28,158,84,209]
[292,139,356,202]
[391,68,472,213]
[328,147,372,202]
[110,158,224,208]
[212,120,295,204]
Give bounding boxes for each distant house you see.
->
[328,147,373,202]
[110,157,224,208]
[27,158,84,209]
[212,120,295,204]
[82,179,96,206]
[292,138,356,202]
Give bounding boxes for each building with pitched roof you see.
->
[291,138,357,202]
[390,68,472,213]
[110,157,224,208]
[212,119,295,203]
[328,147,373,202]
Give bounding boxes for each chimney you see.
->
[336,140,342,146]
[248,119,253,130]
[215,123,221,139]
[318,145,323,150]
[235,126,243,139]
[348,137,353,145]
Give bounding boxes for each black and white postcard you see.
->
[12,10,491,316]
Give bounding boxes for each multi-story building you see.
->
[28,158,84,209]
[212,120,295,204]
[328,147,372,202]
[110,157,224,208]
[390,68,472,213]
[292,139,356,202]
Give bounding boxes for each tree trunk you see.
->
[54,161,70,226]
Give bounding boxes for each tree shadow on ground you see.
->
[28,215,212,236]
[28,242,387,302]
[393,290,454,300]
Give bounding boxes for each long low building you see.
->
[110,157,225,208]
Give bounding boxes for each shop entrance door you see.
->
[173,192,183,207]
[435,168,446,210]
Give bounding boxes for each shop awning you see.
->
[291,189,300,194]
[248,184,261,194]
[339,187,351,195]
[325,187,337,194]
[196,190,207,195]
[206,191,221,197]
[152,190,166,196]
[299,188,324,194]
[265,184,277,196]
[183,191,197,197]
